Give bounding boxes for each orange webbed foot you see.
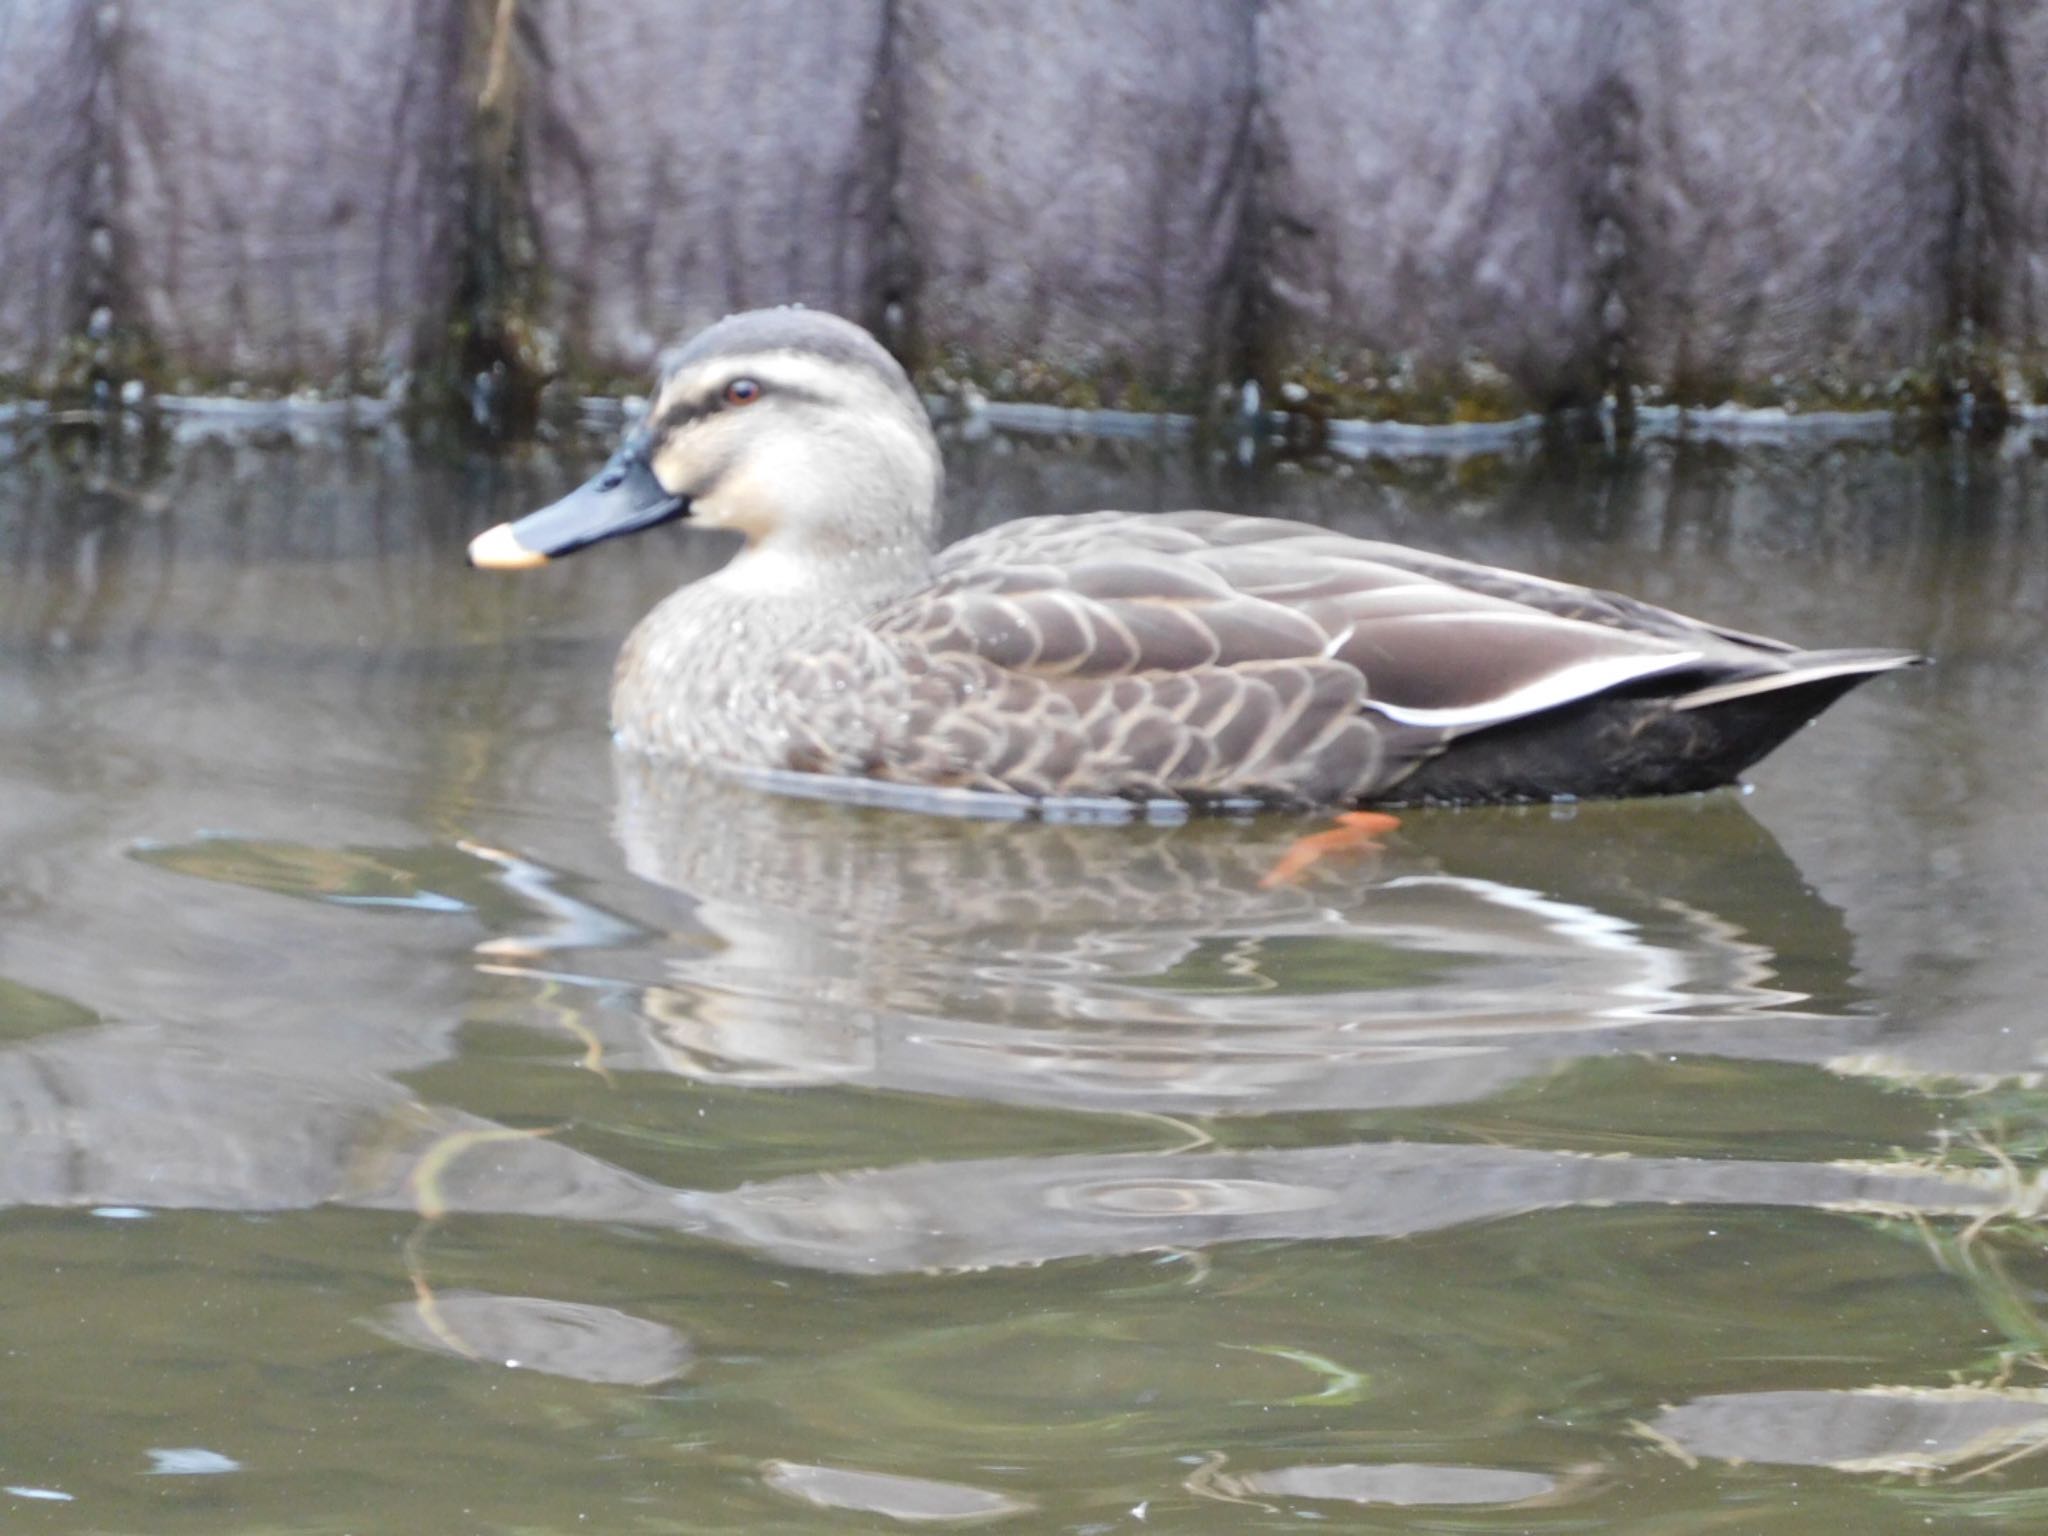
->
[1258,811,1402,890]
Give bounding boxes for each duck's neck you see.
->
[610,534,932,764]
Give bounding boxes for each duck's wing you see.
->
[836,511,1789,804]
[945,511,1798,653]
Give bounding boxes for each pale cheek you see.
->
[649,443,698,498]
[650,439,751,528]
[692,470,781,542]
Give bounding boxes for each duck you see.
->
[467,307,1923,811]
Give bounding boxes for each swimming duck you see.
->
[468,308,1921,809]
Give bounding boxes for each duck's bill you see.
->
[467,446,687,570]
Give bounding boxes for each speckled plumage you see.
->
[484,309,1922,809]
[611,506,1918,807]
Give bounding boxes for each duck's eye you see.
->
[723,378,762,406]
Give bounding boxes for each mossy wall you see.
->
[3,0,2046,426]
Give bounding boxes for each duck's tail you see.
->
[1643,646,1927,791]
[1670,647,1927,714]
[1379,646,1924,805]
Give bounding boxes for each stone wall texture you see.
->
[896,0,1254,403]
[524,0,893,382]
[1616,0,1964,405]
[0,1,96,384]
[1978,0,2048,386]
[109,0,468,388]
[3,0,2047,420]
[1255,0,1614,415]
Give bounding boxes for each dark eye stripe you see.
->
[650,378,830,439]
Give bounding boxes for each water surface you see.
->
[3,420,2047,1531]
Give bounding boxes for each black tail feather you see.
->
[1385,650,1922,806]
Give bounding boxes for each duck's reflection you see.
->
[0,761,1977,1281]
[609,760,1864,1113]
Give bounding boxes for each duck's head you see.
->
[468,308,941,573]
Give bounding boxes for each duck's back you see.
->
[768,510,1912,807]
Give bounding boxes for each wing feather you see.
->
[841,509,1799,803]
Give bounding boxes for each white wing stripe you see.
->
[1365,652,1705,729]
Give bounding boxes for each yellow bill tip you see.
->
[467,522,550,571]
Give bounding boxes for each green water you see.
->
[2,420,2047,1531]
